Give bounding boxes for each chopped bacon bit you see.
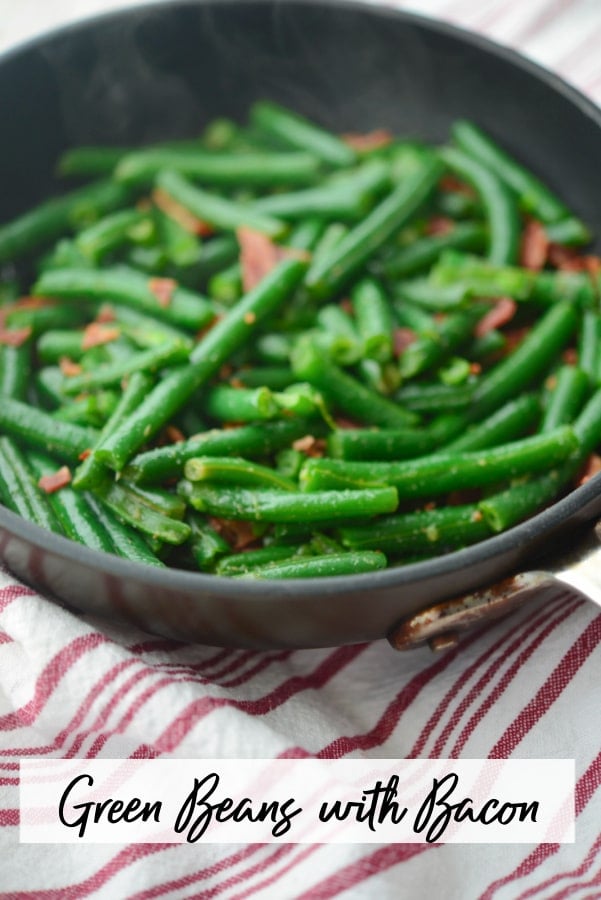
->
[469,362,482,375]
[433,312,447,323]
[81,322,121,350]
[165,425,185,444]
[0,325,31,347]
[208,517,257,551]
[78,449,92,461]
[228,377,245,389]
[152,187,214,236]
[425,216,454,237]
[474,297,517,338]
[333,416,362,430]
[243,311,256,325]
[148,277,177,308]
[519,219,549,271]
[196,314,222,342]
[342,129,393,152]
[439,175,474,196]
[95,304,117,324]
[59,356,83,377]
[392,327,417,357]
[237,227,289,293]
[219,364,234,380]
[547,243,601,275]
[502,326,530,355]
[471,510,484,522]
[38,466,72,494]
[577,453,601,485]
[423,501,437,512]
[292,434,327,457]
[562,347,578,365]
[339,298,354,316]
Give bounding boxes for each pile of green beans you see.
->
[0,103,599,580]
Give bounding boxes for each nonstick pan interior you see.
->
[1,0,601,648]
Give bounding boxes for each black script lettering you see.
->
[58,774,162,838]
[319,776,408,832]
[413,772,540,842]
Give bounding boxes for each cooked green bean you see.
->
[327,427,435,461]
[62,339,189,395]
[184,456,297,491]
[352,278,394,362]
[380,221,487,278]
[95,480,191,544]
[217,544,300,575]
[75,209,152,263]
[85,494,165,567]
[239,550,387,579]
[34,266,215,332]
[156,170,286,238]
[305,153,443,299]
[300,427,578,496]
[443,394,541,452]
[179,481,399,522]
[0,397,97,461]
[250,100,356,167]
[440,146,520,265]
[541,366,590,434]
[0,343,30,400]
[0,438,61,532]
[188,513,231,569]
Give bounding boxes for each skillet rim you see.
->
[1,0,601,603]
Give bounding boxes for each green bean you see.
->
[126,417,312,484]
[397,307,484,379]
[578,311,601,385]
[312,223,348,266]
[468,301,578,422]
[254,159,390,221]
[33,266,215,332]
[0,179,132,264]
[184,456,297,491]
[62,339,189,395]
[305,153,443,299]
[440,146,520,265]
[300,427,578,496]
[286,217,326,252]
[96,258,308,470]
[6,302,88,336]
[0,438,61,532]
[95,480,191,544]
[208,263,242,305]
[53,392,119,427]
[75,209,152,263]
[452,120,573,224]
[356,359,401,396]
[275,447,305,479]
[107,305,192,346]
[116,148,321,186]
[179,481,399,522]
[250,100,356,167]
[393,381,474,415]
[28,450,115,552]
[352,278,394,363]
[189,235,239,282]
[395,278,467,312]
[443,394,540,452]
[316,305,362,364]
[156,170,286,238]
[73,373,155,490]
[340,503,491,555]
[380,221,487,278]
[153,207,202,268]
[58,146,132,177]
[84,494,164,567]
[216,544,300,575]
[0,343,30,400]
[202,384,279,422]
[239,551,387,579]
[327,427,435,461]
[0,397,97,461]
[468,328,506,363]
[235,367,296,390]
[291,337,417,428]
[541,366,590,436]
[187,514,231,569]
[37,330,87,364]
[431,250,595,307]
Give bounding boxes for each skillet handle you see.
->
[388,521,601,652]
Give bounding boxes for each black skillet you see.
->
[1,0,601,649]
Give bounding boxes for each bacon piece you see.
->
[78,449,92,461]
[38,466,72,494]
[0,325,31,347]
[577,453,601,486]
[502,326,530,355]
[152,187,214,236]
[562,347,578,365]
[237,227,308,293]
[95,304,117,324]
[519,219,549,271]
[208,517,257,551]
[339,298,354,316]
[474,297,517,338]
[292,435,327,458]
[425,216,454,237]
[334,416,362,430]
[439,175,474,196]
[547,243,601,275]
[342,129,393,152]
[59,357,83,377]
[392,327,417,358]
[165,425,185,444]
[81,322,121,350]
[148,277,177,309]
